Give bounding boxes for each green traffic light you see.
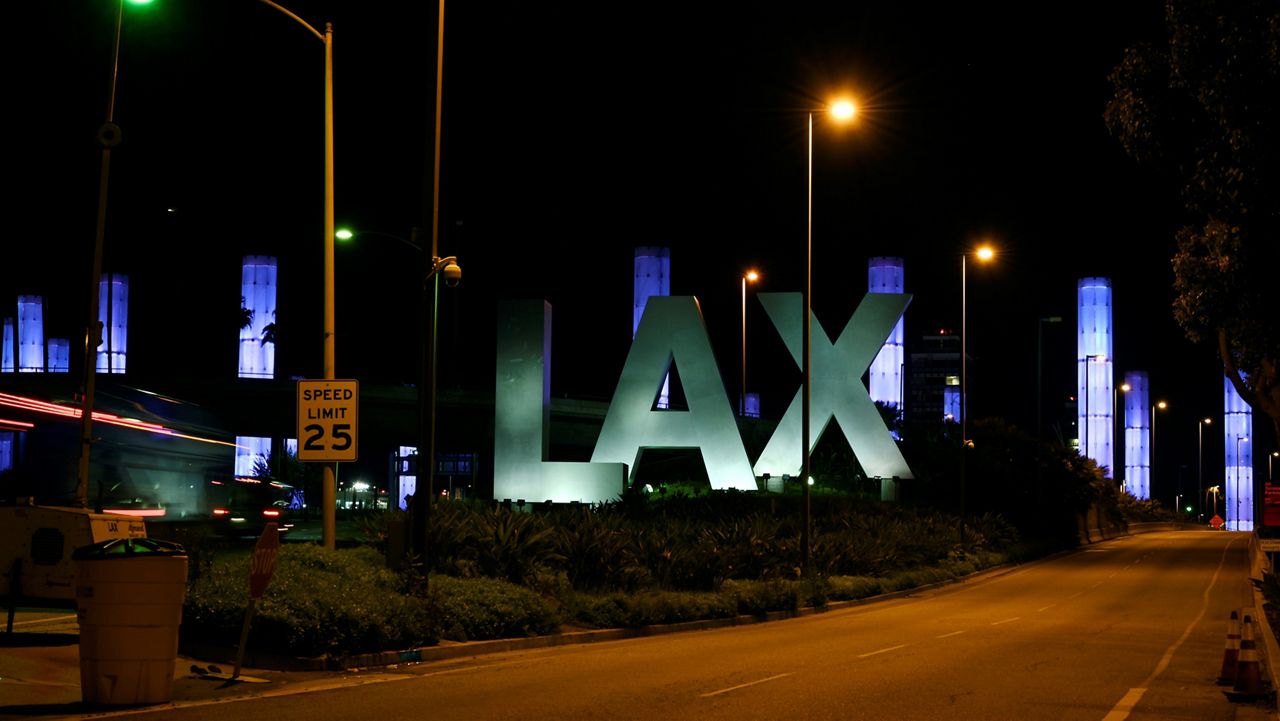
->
[126,0,156,5]
[335,229,354,241]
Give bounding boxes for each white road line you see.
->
[1037,604,1056,612]
[1102,687,1147,721]
[857,644,907,658]
[8,614,76,628]
[936,630,966,639]
[700,673,794,698]
[990,617,1021,626]
[1102,536,1240,721]
[1068,591,1083,600]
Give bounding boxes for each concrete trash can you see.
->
[72,537,188,705]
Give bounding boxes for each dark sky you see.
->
[9,2,1240,495]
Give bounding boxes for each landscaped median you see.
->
[178,496,1032,671]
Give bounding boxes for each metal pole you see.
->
[77,0,129,508]
[1151,405,1156,500]
[419,0,446,571]
[413,227,430,563]
[1198,420,1204,521]
[801,111,813,577]
[321,22,337,551]
[959,253,967,546]
[254,0,335,549]
[1036,319,1044,445]
[741,275,747,417]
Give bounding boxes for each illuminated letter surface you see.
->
[494,301,627,504]
[591,296,756,490]
[752,292,912,480]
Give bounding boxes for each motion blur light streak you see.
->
[0,392,241,448]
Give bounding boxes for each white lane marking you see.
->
[991,617,1021,626]
[1037,604,1056,612]
[8,614,76,628]
[936,630,966,639]
[1103,687,1147,720]
[1102,536,1240,721]
[857,644,908,658]
[700,673,794,698]
[1068,591,1084,600]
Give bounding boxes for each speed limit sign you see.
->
[297,379,359,461]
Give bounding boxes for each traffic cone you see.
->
[1217,610,1241,685]
[1224,614,1273,702]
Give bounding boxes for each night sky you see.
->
[10,2,1243,499]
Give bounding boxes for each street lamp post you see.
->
[76,0,155,509]
[801,99,856,577]
[1271,451,1278,482]
[1035,316,1062,445]
[1198,417,1212,522]
[740,270,759,417]
[959,244,995,546]
[256,0,336,548]
[1151,399,1167,499]
[335,228,459,563]
[1117,382,1130,491]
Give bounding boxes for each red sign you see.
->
[1265,483,1280,527]
[249,522,280,600]
[1210,514,1225,530]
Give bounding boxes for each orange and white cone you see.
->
[1224,614,1272,702]
[1217,609,1241,686]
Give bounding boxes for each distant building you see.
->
[907,331,960,427]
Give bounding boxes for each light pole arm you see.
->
[426,256,459,279]
[257,0,324,40]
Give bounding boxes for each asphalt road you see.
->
[79,530,1272,721]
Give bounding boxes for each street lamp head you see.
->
[975,245,995,262]
[745,270,760,283]
[1203,417,1213,425]
[829,99,856,122]
[1156,400,1168,410]
[1120,383,1131,392]
[441,260,461,288]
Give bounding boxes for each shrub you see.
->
[827,575,885,600]
[620,590,737,626]
[183,545,435,658]
[721,579,801,615]
[429,574,560,641]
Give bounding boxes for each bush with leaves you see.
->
[429,574,560,641]
[183,545,435,658]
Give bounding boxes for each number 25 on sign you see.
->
[296,379,359,461]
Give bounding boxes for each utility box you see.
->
[73,538,188,705]
[1,504,147,608]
